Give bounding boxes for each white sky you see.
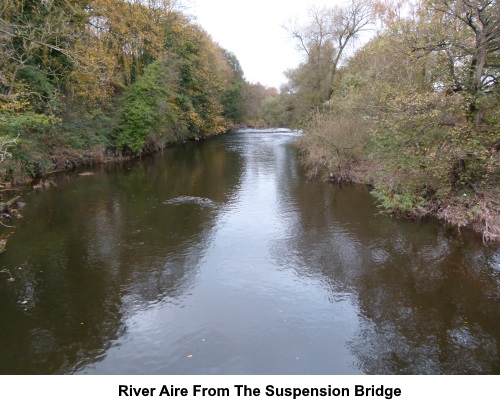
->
[190,0,341,89]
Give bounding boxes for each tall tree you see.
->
[285,0,373,103]
[221,50,245,123]
[426,0,500,125]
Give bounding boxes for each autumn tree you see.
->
[0,0,87,112]
[283,0,373,120]
[424,0,500,126]
[116,18,246,153]
[242,82,278,125]
[0,0,249,180]
[297,0,499,238]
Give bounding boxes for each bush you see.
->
[299,109,368,181]
[116,59,179,153]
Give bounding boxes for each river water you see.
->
[0,129,499,374]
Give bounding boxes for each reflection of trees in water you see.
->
[283,177,500,374]
[0,137,243,374]
[0,224,125,374]
[350,241,500,374]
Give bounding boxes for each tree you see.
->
[426,0,500,125]
[221,50,245,123]
[294,0,499,238]
[285,0,373,110]
[0,0,85,112]
[116,58,180,153]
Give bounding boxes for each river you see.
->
[0,129,499,374]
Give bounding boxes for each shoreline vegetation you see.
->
[1,0,499,244]
[0,0,278,186]
[263,0,500,244]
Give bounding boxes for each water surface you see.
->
[0,129,499,374]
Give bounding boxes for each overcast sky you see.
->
[190,0,338,89]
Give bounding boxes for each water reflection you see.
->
[278,164,500,374]
[0,130,499,374]
[0,141,243,374]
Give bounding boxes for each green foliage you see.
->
[371,90,497,204]
[0,111,58,182]
[16,67,57,111]
[0,0,248,180]
[0,111,59,137]
[223,82,245,123]
[370,187,427,216]
[116,59,180,153]
[260,95,291,127]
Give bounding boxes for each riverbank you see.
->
[320,159,500,245]
[1,119,232,188]
[0,128,230,252]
